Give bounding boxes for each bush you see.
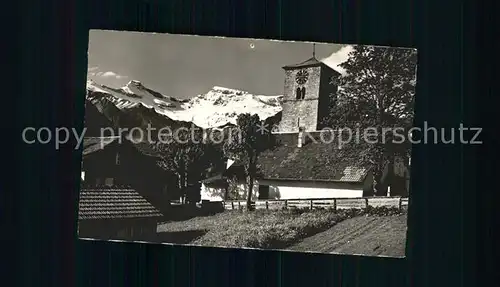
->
[364,205,405,216]
[201,201,225,215]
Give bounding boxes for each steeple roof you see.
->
[282,57,323,70]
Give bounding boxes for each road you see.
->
[287,214,408,257]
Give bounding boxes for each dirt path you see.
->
[287,214,408,257]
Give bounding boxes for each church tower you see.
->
[276,44,342,133]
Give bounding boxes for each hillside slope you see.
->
[287,214,407,257]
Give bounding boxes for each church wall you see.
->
[258,179,365,200]
[200,181,259,201]
[278,66,322,132]
[200,179,365,201]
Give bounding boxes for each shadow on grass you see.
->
[156,230,207,244]
[162,204,225,223]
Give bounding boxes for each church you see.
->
[201,46,411,202]
[197,45,409,201]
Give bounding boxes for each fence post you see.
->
[231,201,234,210]
[284,200,288,209]
[333,199,337,211]
[365,198,369,209]
[399,197,403,210]
[265,201,269,210]
[238,201,241,209]
[310,200,314,210]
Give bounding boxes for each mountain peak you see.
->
[125,80,145,89]
[122,80,148,94]
[211,86,247,94]
[128,80,142,85]
[86,79,108,93]
[86,79,283,129]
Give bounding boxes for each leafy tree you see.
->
[224,174,241,200]
[322,45,417,195]
[223,114,275,210]
[153,124,221,204]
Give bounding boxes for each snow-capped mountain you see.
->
[86,80,283,129]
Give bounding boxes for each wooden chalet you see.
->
[81,135,179,214]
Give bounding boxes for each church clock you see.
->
[295,69,309,85]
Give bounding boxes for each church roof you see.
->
[223,132,371,183]
[255,133,371,183]
[282,56,323,70]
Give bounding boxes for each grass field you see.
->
[157,209,358,249]
[157,207,407,255]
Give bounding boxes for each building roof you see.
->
[200,174,232,189]
[201,174,226,184]
[282,57,323,70]
[82,136,120,157]
[282,57,343,77]
[84,99,118,136]
[254,132,370,183]
[82,136,161,158]
[78,188,164,220]
[133,140,162,157]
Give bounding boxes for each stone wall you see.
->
[278,100,319,132]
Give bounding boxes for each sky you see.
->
[87,30,353,99]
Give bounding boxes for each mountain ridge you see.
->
[86,79,283,129]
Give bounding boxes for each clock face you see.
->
[295,69,309,85]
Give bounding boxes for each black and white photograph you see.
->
[79,30,417,258]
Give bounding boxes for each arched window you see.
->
[296,87,301,100]
[300,87,306,99]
